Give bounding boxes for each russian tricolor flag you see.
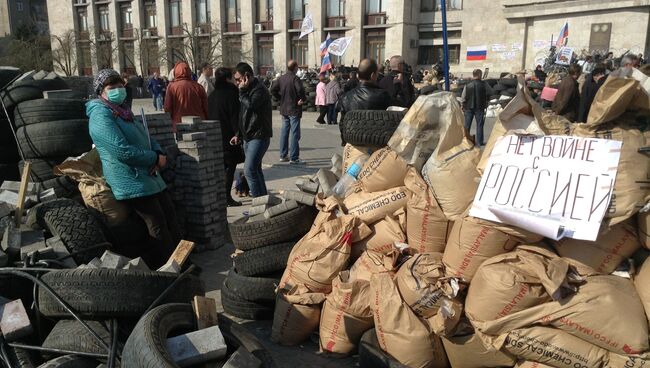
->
[321,52,332,73]
[467,46,487,61]
[555,21,569,48]
[320,33,332,57]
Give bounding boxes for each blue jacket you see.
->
[86,99,166,200]
[148,78,164,97]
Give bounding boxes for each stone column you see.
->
[273,0,289,72]
[240,0,255,65]
[46,2,78,75]
[345,0,363,67]
[306,0,325,68]
[108,1,121,71]
[131,0,143,76]
[156,0,170,76]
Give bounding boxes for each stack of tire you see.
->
[489,77,517,103]
[303,80,317,112]
[339,110,407,147]
[223,205,317,320]
[0,66,24,184]
[14,97,92,198]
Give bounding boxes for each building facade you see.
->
[0,0,49,37]
[46,0,650,77]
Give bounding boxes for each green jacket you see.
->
[86,99,166,200]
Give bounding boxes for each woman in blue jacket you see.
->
[87,69,180,268]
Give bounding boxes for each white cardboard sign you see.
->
[469,135,622,241]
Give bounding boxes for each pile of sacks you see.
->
[270,68,650,368]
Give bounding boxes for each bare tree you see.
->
[88,31,120,71]
[51,30,77,76]
[1,24,52,72]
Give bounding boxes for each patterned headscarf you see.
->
[93,69,120,95]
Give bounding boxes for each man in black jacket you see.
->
[344,71,360,93]
[337,59,391,118]
[461,69,490,146]
[270,60,306,164]
[378,55,416,108]
[578,64,607,123]
[231,62,272,198]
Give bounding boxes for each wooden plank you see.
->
[166,240,195,268]
[192,296,218,330]
[14,161,31,227]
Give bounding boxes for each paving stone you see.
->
[20,240,47,260]
[38,188,57,203]
[43,89,78,99]
[281,190,315,206]
[1,223,20,254]
[166,324,227,367]
[0,202,13,218]
[248,204,268,216]
[124,257,150,271]
[264,200,299,219]
[223,346,262,368]
[0,300,32,342]
[0,190,19,207]
[182,132,207,141]
[100,250,131,269]
[158,260,180,273]
[181,116,202,125]
[0,181,40,195]
[316,169,338,197]
[250,195,282,207]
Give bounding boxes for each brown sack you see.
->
[404,168,452,253]
[350,248,401,282]
[441,333,516,368]
[357,147,409,193]
[474,275,649,355]
[554,220,640,274]
[541,113,572,135]
[587,70,649,125]
[572,121,648,226]
[271,282,327,346]
[388,92,463,170]
[371,272,450,368]
[395,253,455,319]
[281,215,371,294]
[443,211,543,282]
[343,144,373,174]
[466,245,571,324]
[55,149,130,226]
[319,271,374,356]
[515,360,555,368]
[639,211,650,249]
[351,209,406,260]
[502,327,609,368]
[344,187,410,224]
[634,257,650,324]
[607,352,650,368]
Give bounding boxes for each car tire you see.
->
[358,329,409,368]
[14,99,88,128]
[37,268,204,318]
[229,205,316,251]
[233,242,294,277]
[36,355,97,368]
[226,267,279,303]
[34,199,107,263]
[340,110,405,147]
[18,157,67,182]
[499,78,517,88]
[218,313,278,368]
[42,320,111,356]
[16,119,91,159]
[1,78,69,112]
[221,279,275,320]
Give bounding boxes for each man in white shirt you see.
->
[197,62,214,96]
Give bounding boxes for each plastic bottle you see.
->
[332,154,369,198]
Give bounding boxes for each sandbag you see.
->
[503,327,609,368]
[271,282,326,346]
[280,214,371,293]
[634,256,650,324]
[474,275,649,355]
[349,248,401,282]
[388,92,462,170]
[639,211,650,249]
[441,333,516,368]
[554,220,640,274]
[342,144,373,174]
[395,253,456,319]
[442,211,543,282]
[587,68,649,125]
[319,271,374,356]
[344,186,410,224]
[466,245,573,324]
[351,209,406,260]
[357,147,409,192]
[572,121,648,226]
[370,272,449,368]
[404,168,451,253]
[423,138,481,221]
[515,360,555,368]
[54,149,130,226]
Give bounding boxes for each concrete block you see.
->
[100,250,131,269]
[46,236,77,268]
[0,181,40,195]
[250,195,282,207]
[182,132,207,141]
[223,346,262,368]
[1,223,20,254]
[166,324,227,367]
[87,257,101,268]
[0,190,19,207]
[299,181,319,195]
[43,89,78,99]
[158,260,180,273]
[31,70,47,80]
[181,116,202,124]
[0,202,13,218]
[177,141,204,149]
[0,300,32,342]
[124,257,150,271]
[248,204,268,216]
[44,71,59,80]
[282,190,315,206]
[264,200,299,219]
[248,213,266,223]
[38,188,57,203]
[316,169,339,197]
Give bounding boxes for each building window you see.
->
[291,35,308,67]
[196,0,210,24]
[142,38,160,74]
[421,0,435,11]
[97,42,113,69]
[226,0,241,32]
[120,3,133,37]
[417,44,460,65]
[365,30,385,62]
[78,44,92,76]
[327,0,344,17]
[144,1,157,29]
[168,38,184,65]
[257,35,274,74]
[366,0,387,14]
[98,5,110,32]
[257,0,273,22]
[169,0,181,28]
[16,1,23,11]
[435,0,462,10]
[76,7,88,33]
[290,0,305,20]
[122,41,136,74]
[223,36,242,67]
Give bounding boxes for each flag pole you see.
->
[441,0,451,91]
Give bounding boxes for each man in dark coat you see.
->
[344,71,360,93]
[378,55,416,108]
[577,65,607,123]
[461,69,491,146]
[270,60,306,164]
[337,58,391,117]
[208,67,242,206]
[552,64,582,122]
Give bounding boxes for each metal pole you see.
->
[440,0,451,91]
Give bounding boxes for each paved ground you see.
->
[131,98,496,367]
